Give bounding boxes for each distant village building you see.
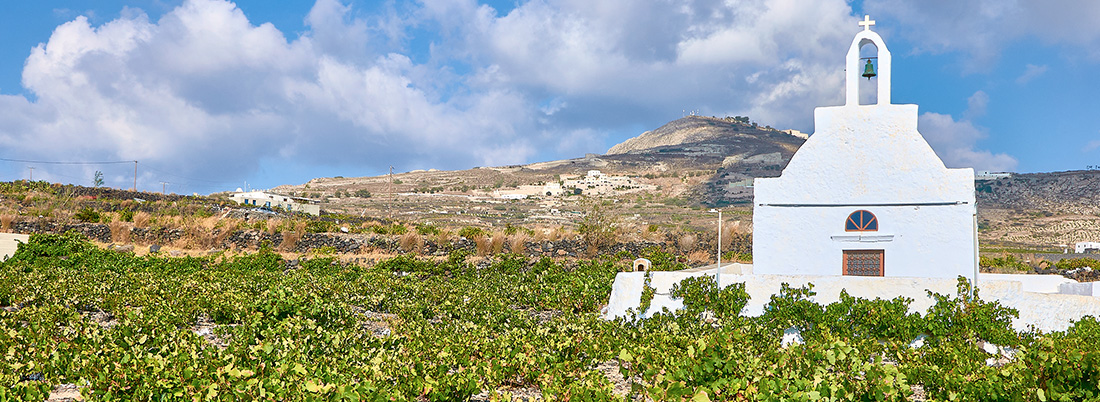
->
[493,170,653,199]
[752,16,977,279]
[561,170,653,196]
[543,182,564,196]
[783,129,809,139]
[1076,242,1100,254]
[230,191,320,216]
[493,182,564,199]
[975,171,1013,180]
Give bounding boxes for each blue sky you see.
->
[0,0,1097,194]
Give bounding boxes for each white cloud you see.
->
[1015,64,1048,84]
[864,0,1100,66]
[1085,138,1100,153]
[964,90,988,119]
[13,0,1016,191]
[422,0,858,131]
[0,0,538,191]
[918,112,1017,171]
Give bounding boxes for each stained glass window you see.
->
[845,210,878,231]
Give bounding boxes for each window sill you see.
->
[831,234,894,243]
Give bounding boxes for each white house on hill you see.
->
[751,17,977,279]
[230,191,320,216]
[1076,242,1100,254]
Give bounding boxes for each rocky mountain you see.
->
[608,116,781,155]
[597,116,805,206]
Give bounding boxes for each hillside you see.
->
[262,115,1100,251]
[266,116,804,233]
[976,170,1100,249]
[608,115,776,155]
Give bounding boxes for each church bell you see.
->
[862,59,876,80]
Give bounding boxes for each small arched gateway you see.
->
[751,16,977,279]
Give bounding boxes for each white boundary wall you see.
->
[0,233,29,261]
[604,270,1100,333]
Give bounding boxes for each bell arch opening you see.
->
[858,40,878,105]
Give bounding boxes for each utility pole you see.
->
[133,161,138,192]
[27,167,33,181]
[160,181,168,194]
[709,208,723,289]
[393,164,398,218]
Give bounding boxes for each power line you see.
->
[0,157,134,165]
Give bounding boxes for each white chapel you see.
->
[606,17,1100,333]
[751,16,978,279]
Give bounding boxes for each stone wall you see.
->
[4,220,692,259]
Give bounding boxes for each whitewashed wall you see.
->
[752,205,975,278]
[603,271,1100,333]
[751,27,976,279]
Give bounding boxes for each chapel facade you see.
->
[751,16,978,279]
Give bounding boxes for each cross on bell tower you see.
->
[859,15,875,31]
[845,15,890,105]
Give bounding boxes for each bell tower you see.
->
[846,15,891,106]
[751,14,977,280]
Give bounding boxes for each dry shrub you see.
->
[489,232,505,254]
[179,225,209,250]
[434,229,453,245]
[212,217,241,246]
[400,232,424,254]
[280,231,301,252]
[54,210,73,223]
[721,221,742,249]
[266,218,283,235]
[133,212,151,229]
[108,221,131,243]
[167,215,225,250]
[279,221,306,252]
[475,236,492,256]
[678,233,697,253]
[198,216,221,230]
[546,226,565,241]
[0,214,13,231]
[508,233,529,254]
[687,250,712,265]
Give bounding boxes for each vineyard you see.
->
[2,233,1100,401]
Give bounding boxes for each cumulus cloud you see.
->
[864,0,1100,66]
[35,0,1085,192]
[918,112,1017,171]
[2,0,886,192]
[0,0,538,191]
[425,0,858,128]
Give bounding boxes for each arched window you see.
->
[845,210,878,231]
